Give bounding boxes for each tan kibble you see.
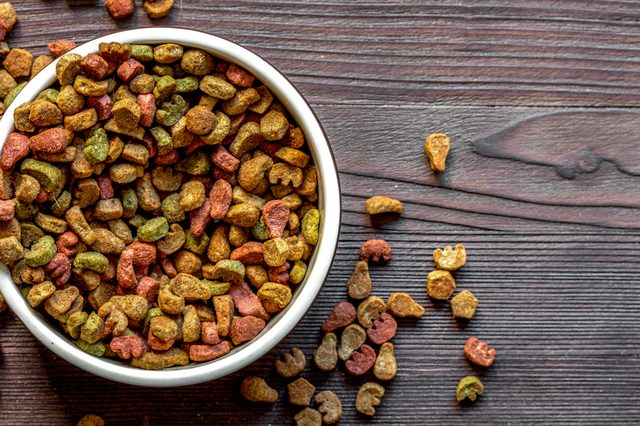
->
[386,292,425,318]
[4,49,33,78]
[288,377,316,406]
[365,195,403,215]
[355,382,385,417]
[185,105,216,135]
[427,270,456,300]
[357,296,386,328]
[433,243,467,271]
[450,289,478,320]
[347,260,371,300]
[425,133,450,172]
[240,376,278,403]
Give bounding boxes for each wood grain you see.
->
[1,1,640,425]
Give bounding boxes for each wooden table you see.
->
[1,1,639,424]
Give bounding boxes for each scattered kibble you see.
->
[426,270,456,300]
[373,342,397,381]
[77,414,105,426]
[433,243,466,271]
[313,332,338,372]
[347,260,371,300]
[386,292,425,318]
[451,289,478,319]
[240,376,278,403]
[456,376,484,402]
[294,407,322,426]
[288,377,316,406]
[355,382,385,416]
[424,133,450,172]
[464,337,496,367]
[364,195,403,215]
[315,390,342,424]
[275,347,306,378]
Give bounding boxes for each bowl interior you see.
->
[0,28,341,387]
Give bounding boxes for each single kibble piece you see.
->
[425,133,450,172]
[240,376,278,403]
[464,337,496,367]
[105,0,135,19]
[275,347,306,378]
[294,408,322,426]
[386,292,425,318]
[355,382,385,417]
[337,324,366,362]
[433,243,467,271]
[360,239,392,264]
[77,414,105,426]
[144,0,174,19]
[315,390,342,425]
[427,270,456,300]
[456,376,484,402]
[347,260,371,300]
[313,332,338,372]
[450,289,478,319]
[365,195,403,215]
[288,377,316,406]
[321,301,356,333]
[357,296,386,328]
[374,342,397,381]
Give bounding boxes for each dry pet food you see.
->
[294,408,322,426]
[359,239,392,264]
[433,243,466,271]
[426,270,456,300]
[355,382,385,416]
[386,292,425,318]
[464,337,496,367]
[364,195,403,215]
[275,347,306,378]
[288,376,316,406]
[451,289,478,320]
[240,376,278,403]
[313,332,338,372]
[337,323,366,362]
[373,342,397,381]
[424,133,450,172]
[321,300,356,333]
[0,42,320,369]
[315,390,342,424]
[347,260,371,300]
[77,414,105,426]
[456,376,484,402]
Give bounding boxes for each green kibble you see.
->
[84,128,109,164]
[76,339,106,357]
[131,44,154,62]
[175,151,210,175]
[302,208,320,246]
[36,88,59,104]
[73,251,109,273]
[161,193,186,223]
[150,126,173,155]
[143,306,164,335]
[137,217,169,242]
[24,235,56,267]
[15,200,38,221]
[176,76,199,93]
[121,188,138,218]
[66,311,89,339]
[27,281,56,307]
[252,217,269,241]
[4,81,26,107]
[456,376,484,402]
[129,214,147,229]
[204,280,232,296]
[51,191,72,217]
[153,75,176,100]
[155,94,186,126]
[80,312,105,344]
[289,261,307,285]
[184,230,209,255]
[213,259,245,282]
[20,159,63,192]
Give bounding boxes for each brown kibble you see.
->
[427,270,456,300]
[31,55,54,79]
[105,0,135,19]
[337,323,366,362]
[425,133,450,172]
[294,408,322,426]
[366,312,397,345]
[434,243,467,271]
[0,3,18,31]
[387,292,425,318]
[313,332,338,372]
[321,301,356,333]
[186,106,216,135]
[77,414,105,426]
[288,377,315,406]
[373,342,397,381]
[345,344,376,376]
[464,337,496,367]
[347,260,371,300]
[357,296,386,328]
[360,239,392,264]
[240,376,278,403]
[355,382,385,416]
[257,282,292,313]
[275,347,306,378]
[214,295,234,337]
[315,390,342,425]
[365,195,403,215]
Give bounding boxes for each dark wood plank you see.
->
[1,1,640,425]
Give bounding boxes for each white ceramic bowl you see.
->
[0,28,340,387]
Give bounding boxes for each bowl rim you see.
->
[0,27,341,387]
